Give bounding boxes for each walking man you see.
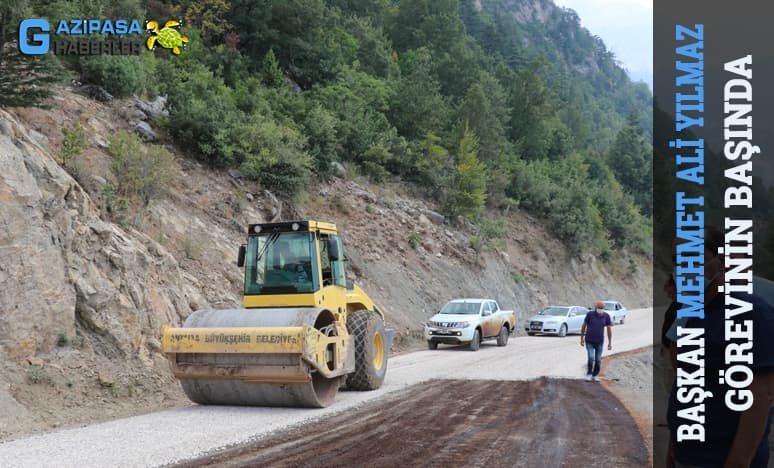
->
[580,301,612,381]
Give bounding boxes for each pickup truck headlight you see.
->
[457,322,472,328]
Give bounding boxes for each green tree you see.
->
[230,0,330,87]
[341,15,396,79]
[184,0,233,46]
[447,126,486,221]
[391,0,465,54]
[0,0,60,107]
[79,55,145,98]
[261,49,284,88]
[302,105,338,176]
[457,72,510,168]
[607,116,653,215]
[157,60,240,166]
[235,119,312,198]
[388,48,448,140]
[313,66,396,163]
[408,132,449,190]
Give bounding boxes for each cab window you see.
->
[319,234,347,288]
[244,232,317,294]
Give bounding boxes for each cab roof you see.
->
[247,220,338,235]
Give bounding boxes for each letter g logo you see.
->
[19,19,50,55]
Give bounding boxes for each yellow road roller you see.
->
[161,220,394,407]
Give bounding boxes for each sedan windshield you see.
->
[440,302,481,315]
[539,307,569,317]
[603,303,616,311]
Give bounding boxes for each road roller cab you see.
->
[161,220,394,407]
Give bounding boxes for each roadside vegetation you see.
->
[1,0,653,256]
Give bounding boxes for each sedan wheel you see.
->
[558,323,567,337]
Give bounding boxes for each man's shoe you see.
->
[591,376,598,382]
[585,374,593,381]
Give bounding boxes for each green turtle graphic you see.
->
[146,20,188,55]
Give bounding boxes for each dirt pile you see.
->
[0,88,651,438]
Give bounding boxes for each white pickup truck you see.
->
[424,298,516,351]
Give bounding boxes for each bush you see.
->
[236,119,311,198]
[80,55,146,97]
[511,270,523,283]
[478,218,506,250]
[100,182,128,225]
[156,61,240,167]
[107,132,178,205]
[60,122,87,167]
[407,232,420,250]
[359,160,388,183]
[27,365,48,384]
[56,333,70,347]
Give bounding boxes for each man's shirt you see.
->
[583,311,611,344]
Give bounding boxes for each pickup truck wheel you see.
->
[558,324,567,337]
[469,329,481,351]
[427,341,438,350]
[620,317,625,325]
[496,325,509,346]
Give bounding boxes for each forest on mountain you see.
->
[1,0,653,256]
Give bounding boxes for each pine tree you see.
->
[261,49,285,88]
[447,125,487,221]
[0,0,60,107]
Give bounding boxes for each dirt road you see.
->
[0,308,652,467]
[180,378,648,468]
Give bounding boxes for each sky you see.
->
[552,0,653,89]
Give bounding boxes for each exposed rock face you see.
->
[0,107,218,436]
[0,109,208,361]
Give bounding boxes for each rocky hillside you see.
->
[0,89,650,438]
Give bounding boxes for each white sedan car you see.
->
[602,301,627,325]
[524,305,588,337]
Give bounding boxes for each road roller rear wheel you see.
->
[346,310,388,390]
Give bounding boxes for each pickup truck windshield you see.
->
[540,307,570,316]
[440,302,481,315]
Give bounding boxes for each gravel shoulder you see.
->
[600,347,654,465]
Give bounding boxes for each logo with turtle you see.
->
[145,20,188,55]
